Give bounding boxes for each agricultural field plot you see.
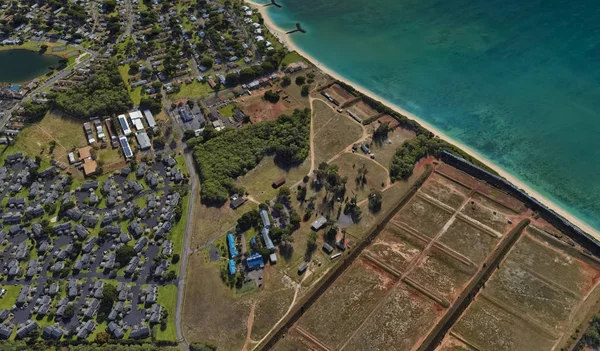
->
[324,83,356,106]
[407,250,474,302]
[331,153,388,202]
[460,193,515,233]
[296,259,396,349]
[506,227,600,296]
[364,225,425,273]
[449,225,600,351]
[438,218,499,264]
[344,283,444,351]
[482,259,580,329]
[419,173,471,210]
[394,196,453,238]
[347,100,379,121]
[436,334,477,351]
[312,100,363,164]
[452,296,557,351]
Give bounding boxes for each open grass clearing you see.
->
[236,156,310,204]
[331,152,388,202]
[281,51,305,66]
[312,100,362,164]
[170,81,216,99]
[0,285,21,310]
[181,253,250,350]
[189,199,256,249]
[344,164,431,240]
[367,125,415,170]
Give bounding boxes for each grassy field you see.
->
[130,86,142,105]
[367,125,415,170]
[170,81,216,99]
[169,188,190,275]
[312,100,363,164]
[5,109,87,165]
[281,51,305,66]
[236,156,310,203]
[0,285,21,310]
[331,153,388,202]
[153,285,178,342]
[189,199,256,249]
[218,103,236,118]
[181,254,250,350]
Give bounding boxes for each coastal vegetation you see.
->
[54,61,132,118]
[190,108,311,205]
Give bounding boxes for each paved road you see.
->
[174,149,198,350]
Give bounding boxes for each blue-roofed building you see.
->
[246,253,264,270]
[118,115,132,136]
[228,259,237,275]
[119,136,133,159]
[227,233,238,259]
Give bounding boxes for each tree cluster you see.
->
[190,108,311,205]
[54,61,132,118]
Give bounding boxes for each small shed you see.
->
[311,216,327,231]
[272,177,286,189]
[322,243,334,254]
[298,263,308,275]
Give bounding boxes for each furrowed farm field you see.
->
[444,225,600,351]
[273,162,600,351]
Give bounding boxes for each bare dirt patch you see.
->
[346,100,379,120]
[241,94,299,123]
[324,83,355,106]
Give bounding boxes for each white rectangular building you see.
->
[129,110,144,131]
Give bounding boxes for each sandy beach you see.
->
[245,1,600,239]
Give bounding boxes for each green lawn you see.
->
[170,81,216,99]
[218,104,236,118]
[281,51,304,66]
[153,285,178,342]
[0,285,21,310]
[130,86,142,105]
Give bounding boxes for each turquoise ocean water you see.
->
[260,0,600,231]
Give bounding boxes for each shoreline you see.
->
[246,0,600,239]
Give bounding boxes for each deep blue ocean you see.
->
[259,0,600,231]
